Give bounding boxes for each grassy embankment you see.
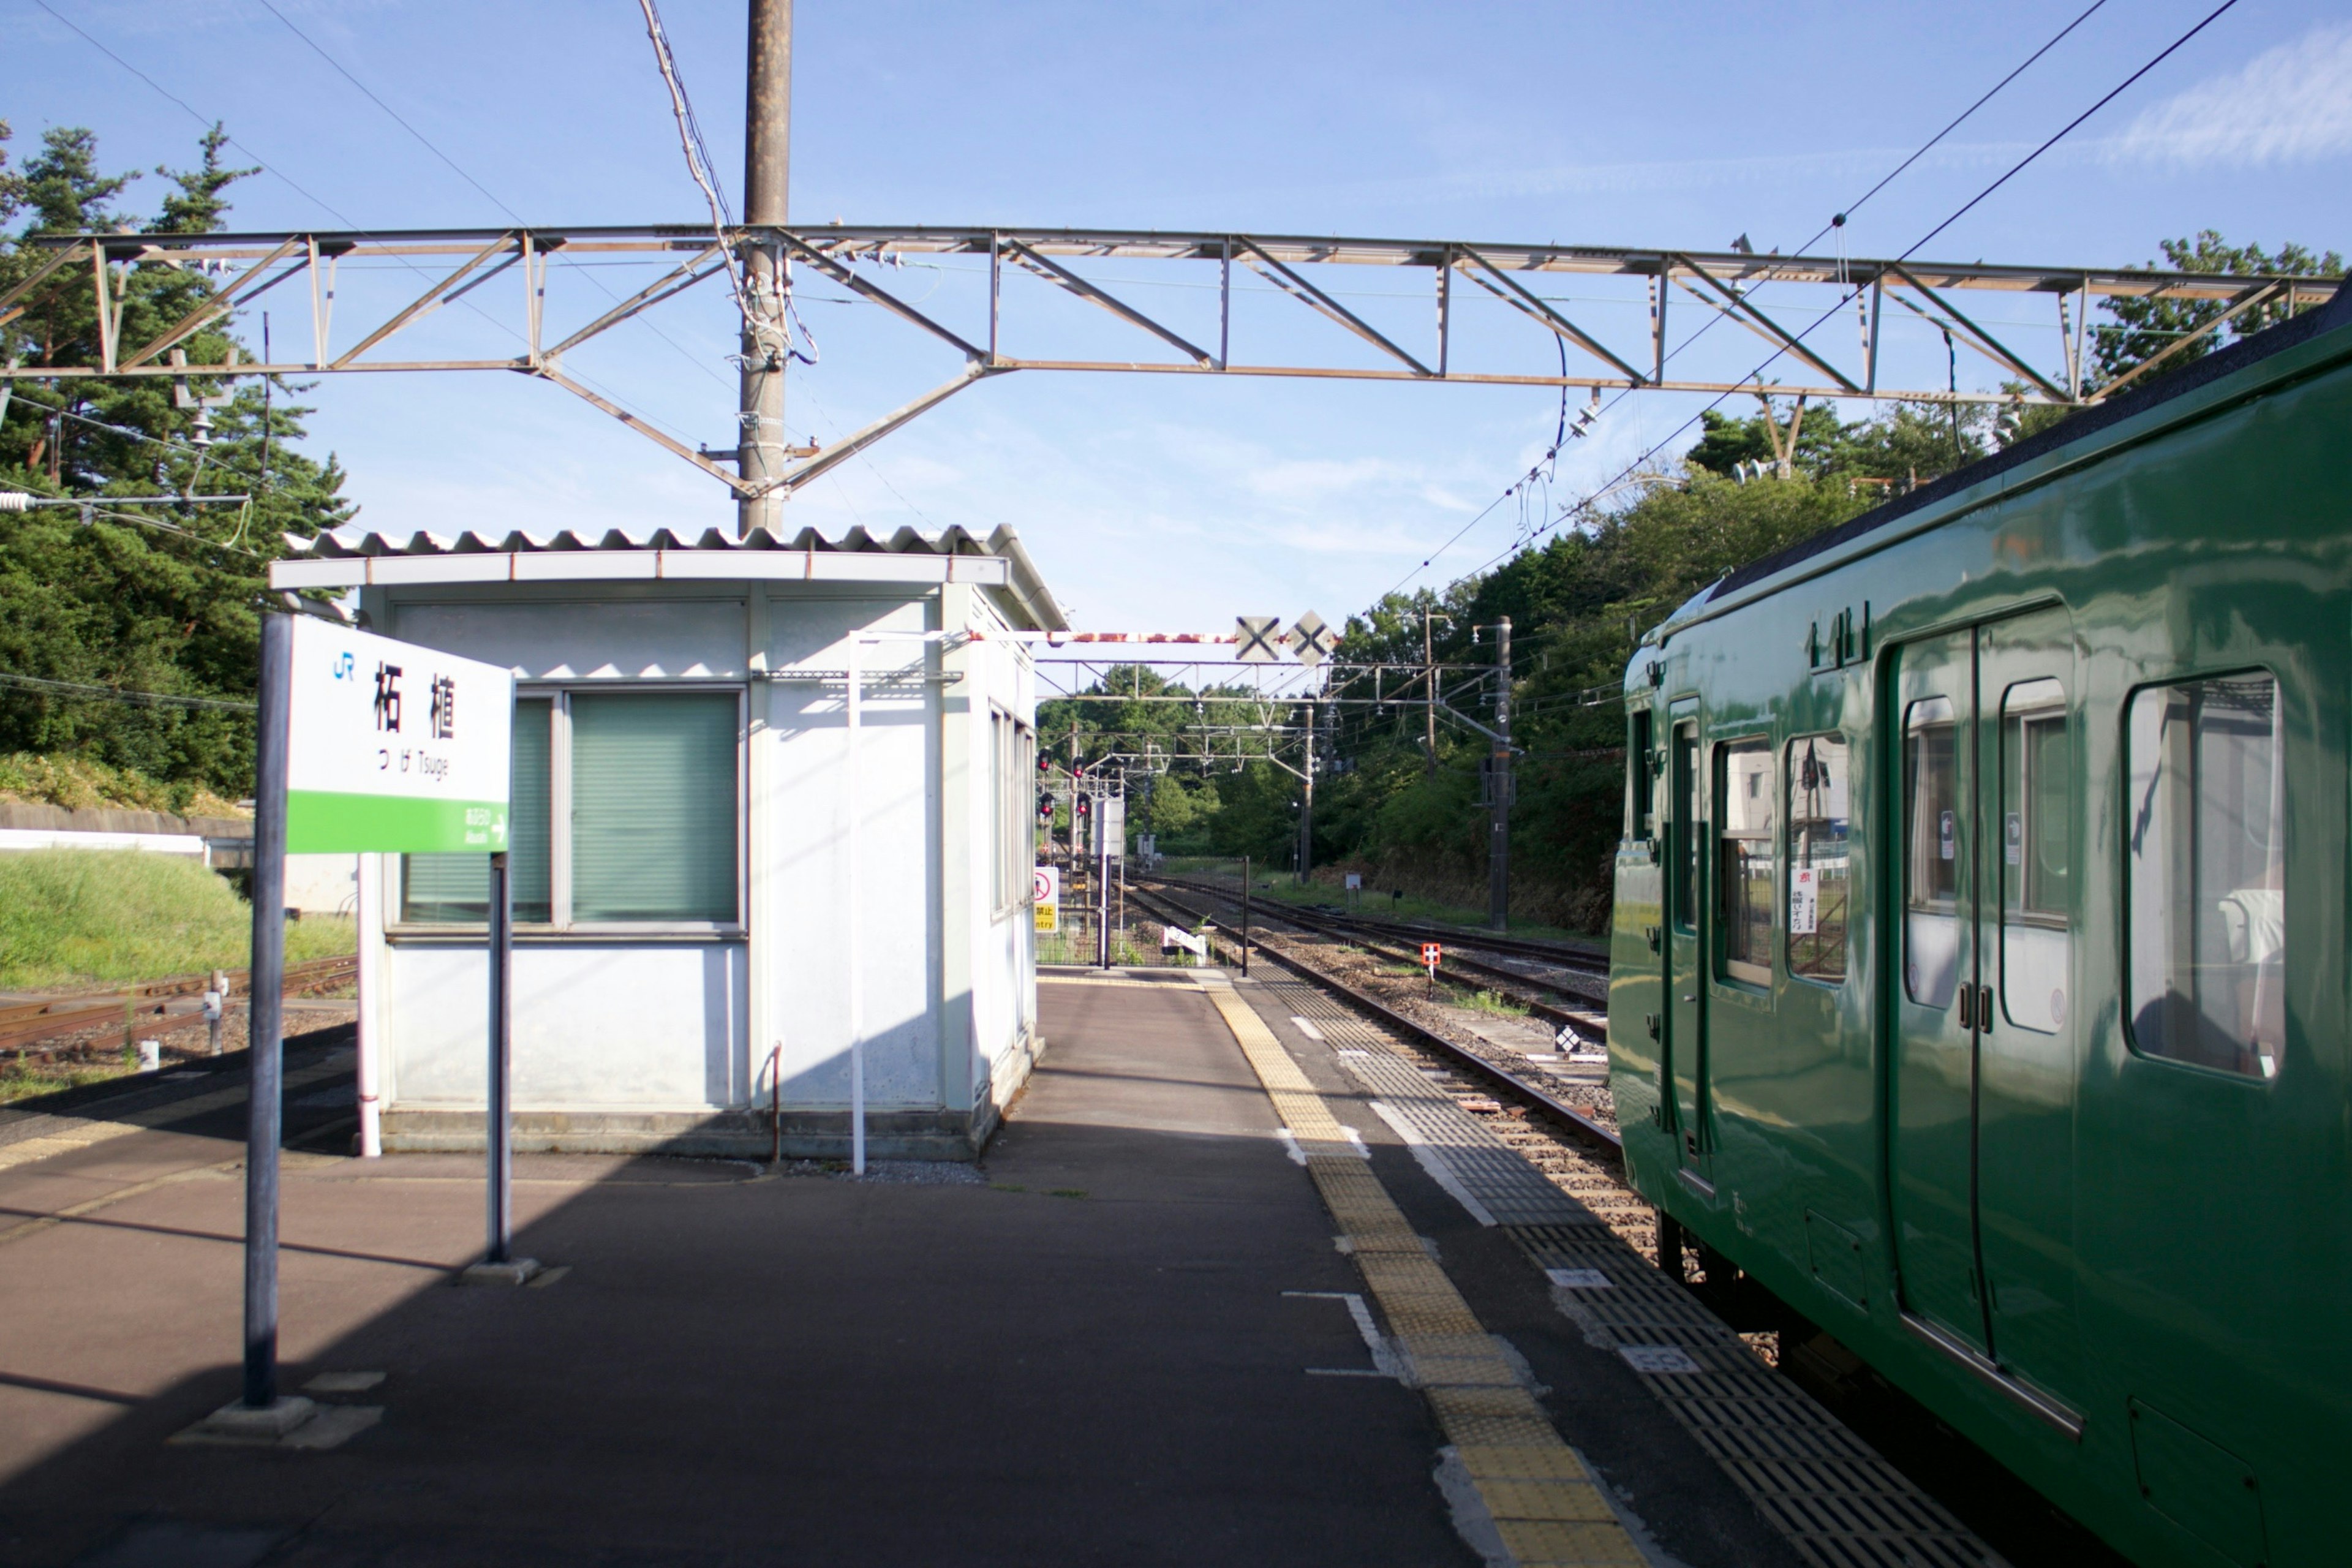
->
[1,851,356,1102]
[0,850,354,992]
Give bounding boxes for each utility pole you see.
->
[1296,695,1316,886]
[1422,611,1437,778]
[1488,617,1512,932]
[737,0,791,537]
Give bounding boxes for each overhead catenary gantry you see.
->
[6,223,2335,503]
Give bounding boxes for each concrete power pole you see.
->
[1422,611,1438,778]
[738,0,791,538]
[1488,617,1512,932]
[1295,696,1316,886]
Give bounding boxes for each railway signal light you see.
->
[1038,793,1054,819]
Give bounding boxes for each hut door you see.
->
[1664,707,1706,1169]
[1890,629,1987,1351]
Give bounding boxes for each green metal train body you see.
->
[1608,292,2352,1568]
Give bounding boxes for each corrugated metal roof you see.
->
[276,522,1068,630]
[294,522,1000,559]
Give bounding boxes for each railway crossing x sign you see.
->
[1291,612,1333,666]
[1234,616,1283,662]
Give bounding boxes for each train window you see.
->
[1672,723,1698,932]
[1716,740,1774,986]
[2125,674,2285,1079]
[1786,735,1850,984]
[1904,696,1961,1008]
[1629,709,1656,842]
[2000,679,2071,1033]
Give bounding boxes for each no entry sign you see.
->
[285,619,514,853]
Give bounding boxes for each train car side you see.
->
[1608,302,2352,1568]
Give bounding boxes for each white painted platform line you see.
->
[1285,1289,1407,1382]
[1366,1101,1498,1227]
[1289,1017,1326,1041]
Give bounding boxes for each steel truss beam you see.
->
[7,224,2337,496]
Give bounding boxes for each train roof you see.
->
[1686,284,2352,620]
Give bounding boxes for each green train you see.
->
[1608,286,2352,1568]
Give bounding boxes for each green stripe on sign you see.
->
[285,791,508,854]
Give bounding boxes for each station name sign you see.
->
[285,619,514,854]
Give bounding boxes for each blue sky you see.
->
[7,0,2348,643]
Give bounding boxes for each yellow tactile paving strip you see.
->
[1195,974,1646,1568]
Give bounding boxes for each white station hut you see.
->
[268,524,1065,1159]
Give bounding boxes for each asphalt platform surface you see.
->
[0,978,1795,1568]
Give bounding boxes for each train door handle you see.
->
[1978,984,1994,1034]
[1958,986,1973,1030]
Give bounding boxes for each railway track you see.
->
[1153,876,1608,1029]
[1156,875,1608,971]
[1144,877,1608,1042]
[0,953,359,1057]
[1131,881,1624,1159]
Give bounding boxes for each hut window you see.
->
[1716,739,1774,986]
[569,692,740,923]
[993,709,1036,915]
[398,690,740,929]
[401,699,553,923]
[2125,674,2284,1079]
[1785,734,1849,984]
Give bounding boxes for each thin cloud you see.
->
[2108,22,2352,168]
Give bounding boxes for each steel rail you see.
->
[1131,883,1621,1157]
[1155,875,1607,972]
[1145,876,1604,1034]
[0,954,358,1055]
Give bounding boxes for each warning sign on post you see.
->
[1034,865,1061,933]
[1790,866,1820,935]
[285,619,514,854]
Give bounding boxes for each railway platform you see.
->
[0,971,1991,1568]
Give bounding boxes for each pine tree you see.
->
[0,125,353,796]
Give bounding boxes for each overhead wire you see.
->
[0,669,257,712]
[1444,0,2227,592]
[252,0,736,397]
[1389,0,2120,598]
[31,1,702,451]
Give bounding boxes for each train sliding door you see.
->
[1891,630,1984,1349]
[1889,610,2082,1414]
[1664,704,1706,1176]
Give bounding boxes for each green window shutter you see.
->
[401,699,552,922]
[570,692,738,922]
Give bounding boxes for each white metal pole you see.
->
[846,633,865,1176]
[354,854,384,1158]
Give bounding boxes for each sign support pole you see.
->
[242,611,291,1411]
[846,635,865,1177]
[1240,855,1250,977]
[485,849,513,1264]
